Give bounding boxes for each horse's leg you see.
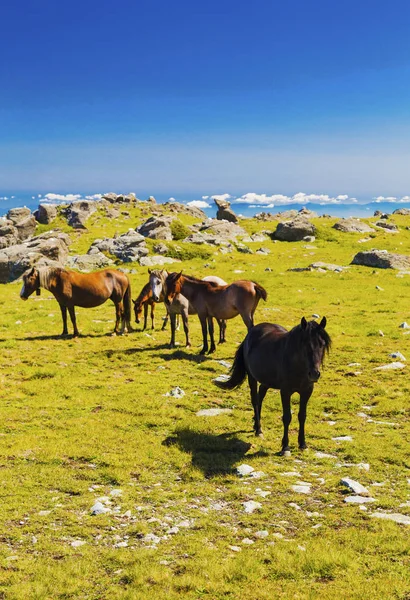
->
[176,314,180,331]
[248,374,261,436]
[59,304,68,336]
[161,306,169,331]
[207,317,216,353]
[280,389,292,455]
[169,312,177,348]
[257,384,269,436]
[181,309,191,347]
[114,301,124,334]
[151,303,155,330]
[217,318,226,343]
[68,306,79,337]
[240,312,254,330]
[143,303,148,331]
[298,387,313,450]
[199,315,209,355]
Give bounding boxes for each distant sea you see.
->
[1,191,410,221]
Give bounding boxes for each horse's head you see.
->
[20,267,41,300]
[132,298,143,323]
[164,271,183,305]
[149,269,167,302]
[299,316,331,382]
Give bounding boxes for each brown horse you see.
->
[132,281,170,331]
[215,318,331,454]
[20,266,133,336]
[165,273,267,354]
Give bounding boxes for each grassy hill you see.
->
[0,207,409,599]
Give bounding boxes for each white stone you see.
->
[332,436,353,442]
[164,386,185,398]
[281,471,301,477]
[167,526,179,535]
[291,485,311,494]
[115,541,128,548]
[374,362,406,370]
[341,477,370,496]
[399,322,410,329]
[371,512,410,525]
[143,533,161,544]
[389,352,406,361]
[315,451,336,459]
[217,360,232,369]
[196,408,233,417]
[242,537,255,545]
[255,530,269,539]
[255,490,271,498]
[110,489,122,497]
[250,471,266,479]
[236,464,254,477]
[243,501,262,513]
[229,545,241,552]
[91,501,110,515]
[344,496,376,504]
[289,502,302,510]
[71,540,86,548]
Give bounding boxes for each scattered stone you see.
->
[66,251,114,271]
[167,526,179,535]
[255,489,271,498]
[281,471,301,477]
[379,330,384,337]
[217,360,232,369]
[236,464,254,477]
[332,436,353,442]
[143,533,161,545]
[138,216,174,240]
[63,201,97,229]
[164,387,185,398]
[139,255,179,267]
[250,471,266,479]
[115,541,128,548]
[36,203,58,225]
[340,477,370,495]
[228,545,241,552]
[254,530,269,539]
[373,362,406,371]
[90,230,148,263]
[351,250,410,270]
[289,502,302,510]
[344,496,376,504]
[389,352,406,361]
[375,285,384,291]
[71,540,86,548]
[110,489,122,497]
[196,408,233,417]
[291,485,311,494]
[243,501,262,513]
[91,502,110,515]
[375,221,398,231]
[315,451,337,459]
[333,218,374,233]
[371,512,410,525]
[242,537,255,545]
[399,322,410,329]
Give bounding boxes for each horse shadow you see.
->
[163,428,266,477]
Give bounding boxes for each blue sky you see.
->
[1,0,410,202]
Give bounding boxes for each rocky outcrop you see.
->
[137,216,174,240]
[7,207,37,241]
[0,231,71,283]
[163,201,206,219]
[66,249,114,272]
[0,221,19,249]
[36,203,58,225]
[89,230,149,263]
[64,200,97,229]
[333,218,374,233]
[199,219,246,239]
[139,255,180,267]
[273,217,316,241]
[351,250,410,270]
[393,208,410,215]
[214,197,238,223]
[375,221,398,231]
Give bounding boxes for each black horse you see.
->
[214,317,331,455]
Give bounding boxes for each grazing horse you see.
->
[20,266,133,336]
[215,318,331,454]
[165,273,267,354]
[149,270,227,348]
[132,281,170,331]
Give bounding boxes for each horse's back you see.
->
[65,269,129,307]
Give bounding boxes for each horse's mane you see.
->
[150,269,168,282]
[288,320,331,352]
[135,282,151,305]
[37,267,64,291]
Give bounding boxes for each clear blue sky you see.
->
[1,0,410,200]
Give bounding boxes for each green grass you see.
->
[0,212,409,599]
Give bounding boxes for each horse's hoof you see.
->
[279,449,291,457]
[199,349,207,355]
[208,347,216,354]
[111,332,117,337]
[255,432,264,439]
[299,444,307,451]
[186,343,191,348]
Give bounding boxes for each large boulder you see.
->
[393,208,410,215]
[64,200,97,229]
[351,250,410,270]
[66,250,114,272]
[333,218,374,233]
[139,255,180,267]
[90,230,149,263]
[0,231,71,283]
[0,221,19,249]
[214,197,238,223]
[7,207,37,241]
[273,217,316,241]
[163,201,206,219]
[375,221,398,232]
[199,219,247,240]
[36,203,58,224]
[138,216,174,240]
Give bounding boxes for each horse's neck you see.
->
[180,278,200,300]
[38,268,55,292]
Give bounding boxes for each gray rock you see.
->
[310,262,344,272]
[243,501,262,513]
[273,217,316,242]
[399,322,410,329]
[256,247,271,255]
[291,484,311,494]
[389,352,406,361]
[90,230,148,263]
[254,530,269,539]
[370,512,410,525]
[340,477,370,495]
[373,362,406,370]
[102,192,119,203]
[138,216,174,240]
[375,221,398,231]
[64,200,97,229]
[0,221,19,249]
[153,242,169,255]
[91,501,110,515]
[344,496,376,504]
[351,250,410,270]
[236,243,253,254]
[393,208,410,215]
[66,251,114,271]
[333,218,374,233]
[139,255,179,267]
[36,203,58,225]
[164,201,206,219]
[7,207,32,224]
[196,408,233,417]
[236,464,254,477]
[199,219,247,240]
[214,198,238,223]
[332,436,353,441]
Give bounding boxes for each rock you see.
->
[255,247,271,255]
[344,496,376,504]
[291,485,311,494]
[303,235,316,242]
[243,501,262,513]
[228,545,241,552]
[273,217,316,242]
[138,216,174,240]
[254,530,269,539]
[143,533,161,545]
[66,251,114,271]
[110,489,122,497]
[139,255,179,267]
[64,201,97,229]
[389,352,406,361]
[399,322,410,329]
[164,386,185,398]
[255,490,271,498]
[164,201,207,219]
[393,208,410,215]
[91,501,110,515]
[236,243,253,254]
[90,230,148,263]
[310,262,344,272]
[241,537,255,545]
[36,203,58,225]
[373,362,406,371]
[71,540,86,547]
[102,192,119,203]
[0,221,19,249]
[333,218,374,233]
[153,242,169,255]
[371,512,410,525]
[7,208,37,241]
[351,250,410,270]
[340,477,370,495]
[196,408,233,417]
[375,221,398,231]
[214,198,238,223]
[315,451,337,459]
[332,436,353,442]
[183,232,229,246]
[236,464,254,477]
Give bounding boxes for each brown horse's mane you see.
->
[135,282,152,306]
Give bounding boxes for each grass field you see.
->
[0,208,409,599]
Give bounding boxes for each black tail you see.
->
[253,282,267,302]
[123,279,132,326]
[214,340,247,390]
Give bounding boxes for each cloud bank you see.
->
[187,200,211,209]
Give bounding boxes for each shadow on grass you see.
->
[6,332,118,342]
[163,428,267,477]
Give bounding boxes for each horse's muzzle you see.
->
[152,294,160,302]
[309,370,321,382]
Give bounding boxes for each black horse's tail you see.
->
[214,340,247,390]
[123,279,132,327]
[253,282,267,302]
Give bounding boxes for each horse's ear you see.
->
[132,299,136,305]
[320,316,327,329]
[148,268,152,274]
[29,266,36,276]
[301,317,307,329]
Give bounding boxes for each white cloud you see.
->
[44,193,82,202]
[168,197,176,202]
[399,195,410,203]
[187,200,211,209]
[202,195,209,200]
[85,193,102,200]
[211,193,232,202]
[233,191,361,206]
[373,196,397,202]
[0,196,9,201]
[38,194,42,198]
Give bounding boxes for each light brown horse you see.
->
[132,281,171,331]
[20,266,133,336]
[165,273,267,354]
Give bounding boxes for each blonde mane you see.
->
[37,267,61,291]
